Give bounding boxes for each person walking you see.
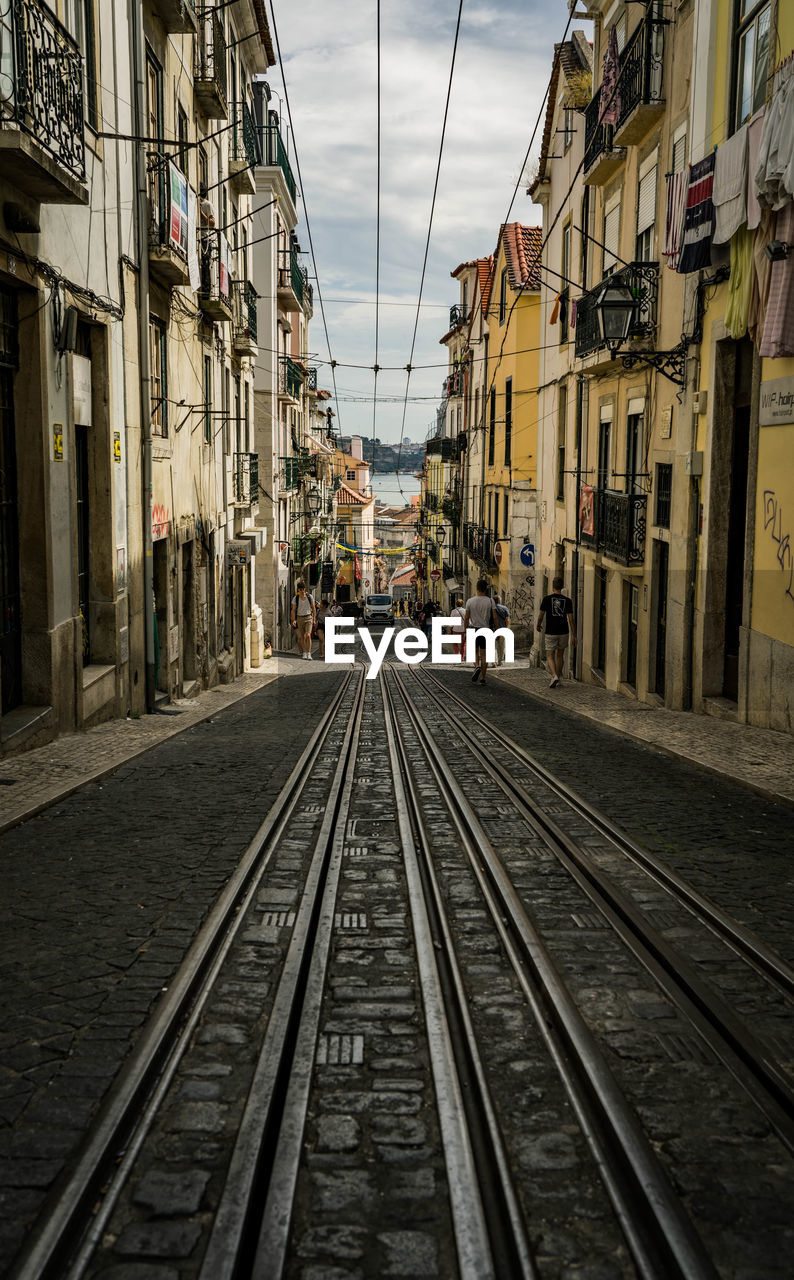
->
[493,595,511,666]
[536,576,577,687]
[464,579,499,686]
[450,595,467,660]
[291,581,317,659]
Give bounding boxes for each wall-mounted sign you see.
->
[227,539,251,567]
[113,431,121,463]
[53,422,63,460]
[494,542,503,566]
[520,543,535,567]
[760,375,794,426]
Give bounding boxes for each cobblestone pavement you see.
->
[0,662,343,1273]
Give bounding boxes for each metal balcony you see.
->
[279,356,303,401]
[579,489,647,566]
[232,280,258,355]
[194,8,228,119]
[277,248,307,311]
[152,0,197,34]
[448,304,467,330]
[583,95,623,186]
[149,164,192,287]
[232,452,259,507]
[229,100,259,195]
[426,436,460,461]
[199,230,233,321]
[308,367,318,392]
[0,0,88,204]
[613,17,665,146]
[258,124,296,203]
[281,456,299,490]
[574,261,658,361]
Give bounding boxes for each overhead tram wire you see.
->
[394,3,574,488]
[267,0,343,434]
[395,0,465,500]
[372,0,382,478]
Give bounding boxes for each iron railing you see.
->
[232,279,257,343]
[281,456,299,490]
[308,367,318,391]
[279,356,303,399]
[579,489,647,565]
[231,99,260,169]
[200,229,232,308]
[194,8,227,108]
[259,124,296,201]
[449,304,467,329]
[9,0,86,181]
[150,163,192,260]
[278,249,307,308]
[463,522,498,569]
[583,93,615,174]
[575,261,658,359]
[426,436,460,460]
[232,452,258,506]
[616,16,664,133]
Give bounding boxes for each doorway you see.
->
[654,540,669,697]
[723,341,752,701]
[0,366,21,713]
[625,581,638,687]
[595,566,607,674]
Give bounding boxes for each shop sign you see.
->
[227,539,251,567]
[760,375,794,426]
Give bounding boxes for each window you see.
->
[65,0,98,131]
[625,411,643,493]
[346,468,357,481]
[176,105,189,178]
[234,374,241,455]
[598,414,611,489]
[203,356,212,444]
[150,319,167,436]
[655,462,672,527]
[494,491,500,537]
[474,387,480,430]
[735,1,771,127]
[488,388,496,465]
[671,124,687,174]
[580,187,590,288]
[487,490,492,529]
[224,366,231,454]
[462,281,468,315]
[502,492,508,538]
[199,145,209,197]
[504,378,512,467]
[499,268,508,324]
[563,106,574,151]
[603,196,620,276]
[557,384,567,502]
[244,380,250,452]
[636,156,657,262]
[561,222,572,343]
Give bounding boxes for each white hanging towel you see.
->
[713,124,748,244]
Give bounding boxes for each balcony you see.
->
[281,456,299,490]
[199,230,233,322]
[232,280,258,356]
[308,367,318,392]
[463,522,497,571]
[229,100,259,196]
[0,0,88,204]
[194,8,227,119]
[277,248,307,312]
[425,436,460,461]
[232,452,259,508]
[149,163,192,287]
[152,0,197,34]
[258,124,296,203]
[583,95,623,186]
[613,17,665,147]
[449,304,467,330]
[579,489,647,566]
[279,356,303,402]
[574,261,658,362]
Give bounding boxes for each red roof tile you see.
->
[499,223,543,292]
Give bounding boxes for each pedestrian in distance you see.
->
[464,578,499,686]
[291,581,317,660]
[493,595,510,666]
[450,595,467,660]
[536,576,577,687]
[329,598,342,618]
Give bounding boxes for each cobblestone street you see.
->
[1,653,793,1278]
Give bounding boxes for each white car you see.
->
[363,594,394,624]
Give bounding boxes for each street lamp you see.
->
[594,277,636,349]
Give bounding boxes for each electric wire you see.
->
[372,0,382,474]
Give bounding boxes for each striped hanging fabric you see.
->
[677,154,716,274]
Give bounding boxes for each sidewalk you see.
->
[0,655,332,836]
[492,661,794,808]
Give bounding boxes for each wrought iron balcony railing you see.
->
[308,367,318,391]
[199,229,232,318]
[426,436,460,461]
[259,124,296,202]
[583,92,616,175]
[232,279,257,349]
[449,304,467,330]
[462,522,497,569]
[615,16,664,139]
[232,452,258,507]
[148,163,193,285]
[231,99,260,170]
[194,8,227,118]
[579,488,647,565]
[277,249,308,310]
[279,356,303,400]
[574,261,658,360]
[6,0,86,185]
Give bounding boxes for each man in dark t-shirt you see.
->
[536,576,577,687]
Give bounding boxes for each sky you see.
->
[269,0,589,447]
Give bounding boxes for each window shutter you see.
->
[636,164,657,235]
[604,202,620,272]
[672,128,687,174]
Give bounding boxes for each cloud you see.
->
[269,0,581,443]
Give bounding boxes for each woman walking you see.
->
[291,581,317,659]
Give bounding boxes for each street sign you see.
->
[494,542,503,566]
[430,569,441,581]
[364,579,370,588]
[520,543,535,567]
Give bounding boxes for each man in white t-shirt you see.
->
[463,579,498,686]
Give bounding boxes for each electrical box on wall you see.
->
[692,390,708,415]
[685,451,704,476]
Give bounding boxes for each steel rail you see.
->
[387,665,718,1280]
[381,670,536,1280]
[411,668,794,1150]
[420,667,794,999]
[9,672,356,1280]
[199,670,367,1280]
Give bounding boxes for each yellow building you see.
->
[481,223,542,646]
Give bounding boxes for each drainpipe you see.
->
[130,0,155,710]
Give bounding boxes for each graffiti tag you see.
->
[762,489,794,606]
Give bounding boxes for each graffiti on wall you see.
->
[505,572,536,628]
[762,489,794,606]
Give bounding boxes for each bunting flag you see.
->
[677,154,716,274]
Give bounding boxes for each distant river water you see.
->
[370,473,421,506]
